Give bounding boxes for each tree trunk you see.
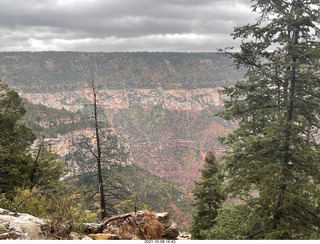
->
[275,22,300,230]
[91,78,107,220]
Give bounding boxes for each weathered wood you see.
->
[103,213,133,225]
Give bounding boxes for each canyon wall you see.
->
[21,87,222,111]
[22,88,231,188]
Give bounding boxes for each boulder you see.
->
[79,223,103,234]
[69,232,93,240]
[176,231,192,240]
[88,233,120,240]
[156,212,171,229]
[0,208,46,240]
[156,212,179,239]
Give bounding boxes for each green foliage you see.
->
[77,165,193,229]
[201,204,261,240]
[22,100,87,138]
[0,82,36,198]
[1,185,100,238]
[0,83,67,202]
[189,151,226,239]
[114,192,148,214]
[217,0,320,239]
[44,186,100,236]
[30,133,66,188]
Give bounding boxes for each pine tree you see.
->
[217,0,320,239]
[0,82,36,198]
[0,82,65,199]
[189,151,225,240]
[30,133,65,188]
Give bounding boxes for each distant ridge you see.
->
[0,52,245,93]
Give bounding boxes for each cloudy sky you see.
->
[0,0,258,52]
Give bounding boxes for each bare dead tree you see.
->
[88,76,108,220]
[63,75,132,220]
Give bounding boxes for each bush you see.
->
[0,185,100,239]
[114,192,147,214]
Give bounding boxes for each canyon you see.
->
[1,52,243,228]
[21,87,232,188]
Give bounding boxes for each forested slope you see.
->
[0,52,245,92]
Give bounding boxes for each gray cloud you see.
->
[0,0,257,51]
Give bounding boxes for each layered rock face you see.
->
[22,87,230,187]
[118,111,230,188]
[21,87,222,111]
[32,127,133,179]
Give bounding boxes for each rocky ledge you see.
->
[0,208,46,240]
[0,208,190,240]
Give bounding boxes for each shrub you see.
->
[1,186,100,239]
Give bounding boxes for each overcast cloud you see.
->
[0,0,258,52]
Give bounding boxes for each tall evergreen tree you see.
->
[0,82,36,198]
[0,82,65,199]
[217,0,320,239]
[189,151,225,240]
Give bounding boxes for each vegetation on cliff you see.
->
[0,82,64,199]
[4,85,193,229]
[76,165,193,229]
[0,52,245,93]
[4,2,320,237]
[22,100,86,138]
[0,82,101,238]
[108,105,232,188]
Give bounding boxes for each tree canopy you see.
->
[189,151,225,240]
[216,0,320,239]
[0,82,64,199]
[0,82,36,198]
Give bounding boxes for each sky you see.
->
[0,0,258,52]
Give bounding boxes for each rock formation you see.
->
[156,212,180,239]
[22,87,231,187]
[21,87,222,111]
[0,208,46,240]
[31,126,133,179]
[0,208,184,240]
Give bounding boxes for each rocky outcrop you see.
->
[87,233,120,240]
[24,87,231,187]
[31,127,133,179]
[0,208,94,240]
[38,116,81,128]
[156,212,180,239]
[0,208,182,240]
[0,208,46,240]
[177,232,192,240]
[21,87,222,112]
